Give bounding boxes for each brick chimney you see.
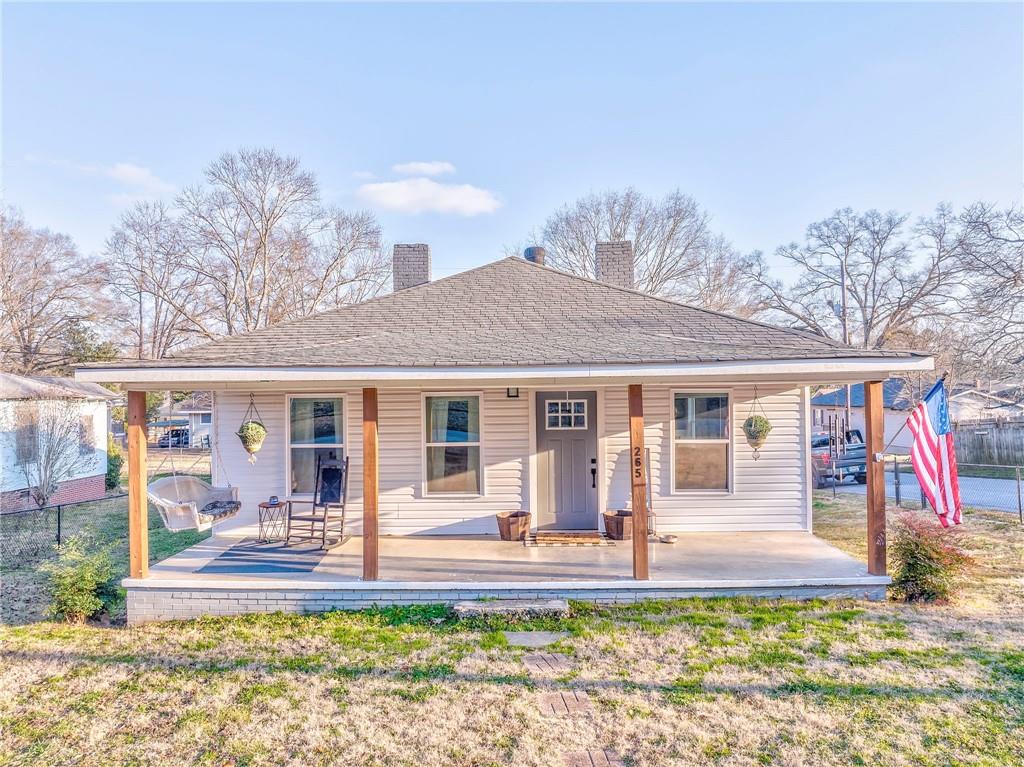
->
[393,244,431,291]
[595,241,634,290]
[523,246,546,266]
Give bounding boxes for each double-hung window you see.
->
[673,392,730,491]
[288,396,344,495]
[424,395,481,495]
[79,414,95,456]
[14,407,37,466]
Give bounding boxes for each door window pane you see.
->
[544,399,587,430]
[290,398,344,445]
[426,397,479,443]
[290,447,342,494]
[674,444,728,490]
[426,446,481,494]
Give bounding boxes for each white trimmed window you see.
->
[673,393,730,491]
[424,395,481,495]
[79,414,94,456]
[15,407,37,465]
[544,399,588,430]
[288,396,344,495]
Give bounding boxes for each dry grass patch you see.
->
[2,497,1024,765]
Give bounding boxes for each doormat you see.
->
[524,532,615,547]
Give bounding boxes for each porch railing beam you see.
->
[864,379,887,575]
[127,390,149,579]
[362,387,379,580]
[628,384,649,580]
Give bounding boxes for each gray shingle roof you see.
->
[82,258,924,370]
[0,373,115,400]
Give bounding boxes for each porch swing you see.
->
[147,396,241,533]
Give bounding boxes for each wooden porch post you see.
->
[864,380,886,575]
[362,387,379,580]
[628,384,649,580]
[126,390,149,579]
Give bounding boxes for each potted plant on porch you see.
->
[603,509,633,540]
[496,511,531,541]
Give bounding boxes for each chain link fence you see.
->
[0,494,127,570]
[830,457,1024,521]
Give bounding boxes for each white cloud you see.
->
[392,160,456,177]
[101,162,175,197]
[356,177,501,216]
[25,155,175,206]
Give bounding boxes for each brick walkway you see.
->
[523,652,573,675]
[563,750,625,767]
[522,645,626,765]
[537,690,594,716]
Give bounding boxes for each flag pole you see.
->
[879,371,948,455]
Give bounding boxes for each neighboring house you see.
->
[176,391,213,448]
[0,373,114,512]
[947,388,1024,422]
[78,242,934,623]
[810,379,916,454]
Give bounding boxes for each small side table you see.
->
[258,501,288,543]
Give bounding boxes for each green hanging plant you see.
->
[237,393,267,463]
[742,414,773,449]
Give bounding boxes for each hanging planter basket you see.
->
[743,388,773,460]
[237,394,267,464]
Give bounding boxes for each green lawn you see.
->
[1,495,1022,766]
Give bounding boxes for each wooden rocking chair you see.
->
[285,455,350,550]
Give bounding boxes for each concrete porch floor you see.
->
[123,530,890,623]
[141,528,878,586]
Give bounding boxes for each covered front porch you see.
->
[124,526,888,623]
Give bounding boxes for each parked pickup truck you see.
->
[811,429,867,489]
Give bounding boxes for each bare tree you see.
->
[957,203,1024,376]
[173,148,390,337]
[105,201,205,358]
[743,207,966,348]
[0,209,106,374]
[531,188,757,309]
[13,399,100,509]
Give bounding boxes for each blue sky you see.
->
[4,2,1022,278]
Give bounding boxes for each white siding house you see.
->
[78,242,934,621]
[0,374,113,512]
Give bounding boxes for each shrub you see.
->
[890,513,973,603]
[106,434,124,490]
[41,535,114,623]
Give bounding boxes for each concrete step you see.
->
[452,598,570,619]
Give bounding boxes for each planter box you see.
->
[603,510,633,540]
[496,511,532,541]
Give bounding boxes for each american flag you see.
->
[907,379,962,527]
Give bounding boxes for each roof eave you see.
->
[76,355,934,387]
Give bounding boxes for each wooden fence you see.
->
[954,417,1024,466]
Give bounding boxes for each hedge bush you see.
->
[890,512,973,603]
[41,535,114,623]
[106,434,124,490]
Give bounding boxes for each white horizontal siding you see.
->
[214,381,808,536]
[214,388,528,535]
[604,383,809,532]
[377,389,529,534]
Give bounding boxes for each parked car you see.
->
[157,428,190,448]
[810,429,867,488]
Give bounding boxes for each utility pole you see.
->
[840,255,852,430]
